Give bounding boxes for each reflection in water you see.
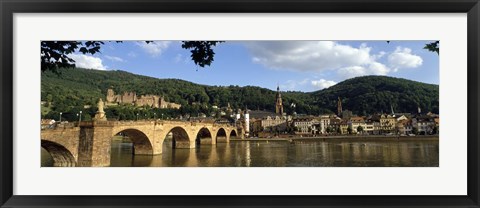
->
[107,140,439,167]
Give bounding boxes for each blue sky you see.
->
[69,40,439,92]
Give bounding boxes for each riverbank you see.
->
[231,135,439,142]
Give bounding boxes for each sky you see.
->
[68,40,439,92]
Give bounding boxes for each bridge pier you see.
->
[216,136,229,143]
[175,140,195,148]
[133,144,154,155]
[77,125,113,167]
[198,138,212,145]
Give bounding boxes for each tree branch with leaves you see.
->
[41,41,223,72]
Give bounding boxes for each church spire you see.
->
[275,85,283,115]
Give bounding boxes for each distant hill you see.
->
[309,76,439,115]
[41,68,439,116]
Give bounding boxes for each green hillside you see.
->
[310,76,439,115]
[41,68,439,121]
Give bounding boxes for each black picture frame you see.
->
[1,0,479,207]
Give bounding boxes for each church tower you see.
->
[244,106,250,137]
[337,97,343,116]
[275,85,284,115]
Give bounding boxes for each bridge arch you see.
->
[41,140,76,167]
[195,127,213,145]
[216,128,228,143]
[163,126,192,149]
[230,129,238,139]
[112,128,153,155]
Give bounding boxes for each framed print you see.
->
[1,0,479,207]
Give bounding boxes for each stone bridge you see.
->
[41,120,241,167]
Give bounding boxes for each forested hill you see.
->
[41,68,311,114]
[311,76,439,115]
[41,68,439,116]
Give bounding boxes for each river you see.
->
[42,138,439,167]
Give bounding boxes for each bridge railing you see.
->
[42,119,238,129]
[41,122,78,131]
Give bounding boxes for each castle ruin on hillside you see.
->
[106,88,181,109]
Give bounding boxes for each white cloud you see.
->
[388,47,423,71]
[245,41,374,72]
[135,41,171,57]
[311,79,337,90]
[337,62,390,79]
[369,62,390,75]
[280,78,336,91]
[373,51,386,60]
[69,54,107,70]
[337,66,367,79]
[104,55,125,62]
[245,41,395,80]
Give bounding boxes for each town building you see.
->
[380,114,396,133]
[396,119,413,135]
[339,120,350,134]
[367,115,382,135]
[261,115,289,133]
[349,116,366,134]
[363,121,375,133]
[434,117,440,134]
[412,115,436,135]
[293,116,319,135]
[329,117,342,134]
[234,107,250,137]
[319,115,331,134]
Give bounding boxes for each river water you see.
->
[42,139,439,167]
[111,139,438,167]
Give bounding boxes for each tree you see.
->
[424,41,439,54]
[181,41,222,67]
[336,127,342,134]
[41,41,103,72]
[357,126,364,134]
[45,94,53,107]
[432,126,439,135]
[41,41,222,72]
[412,127,418,135]
[347,126,353,135]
